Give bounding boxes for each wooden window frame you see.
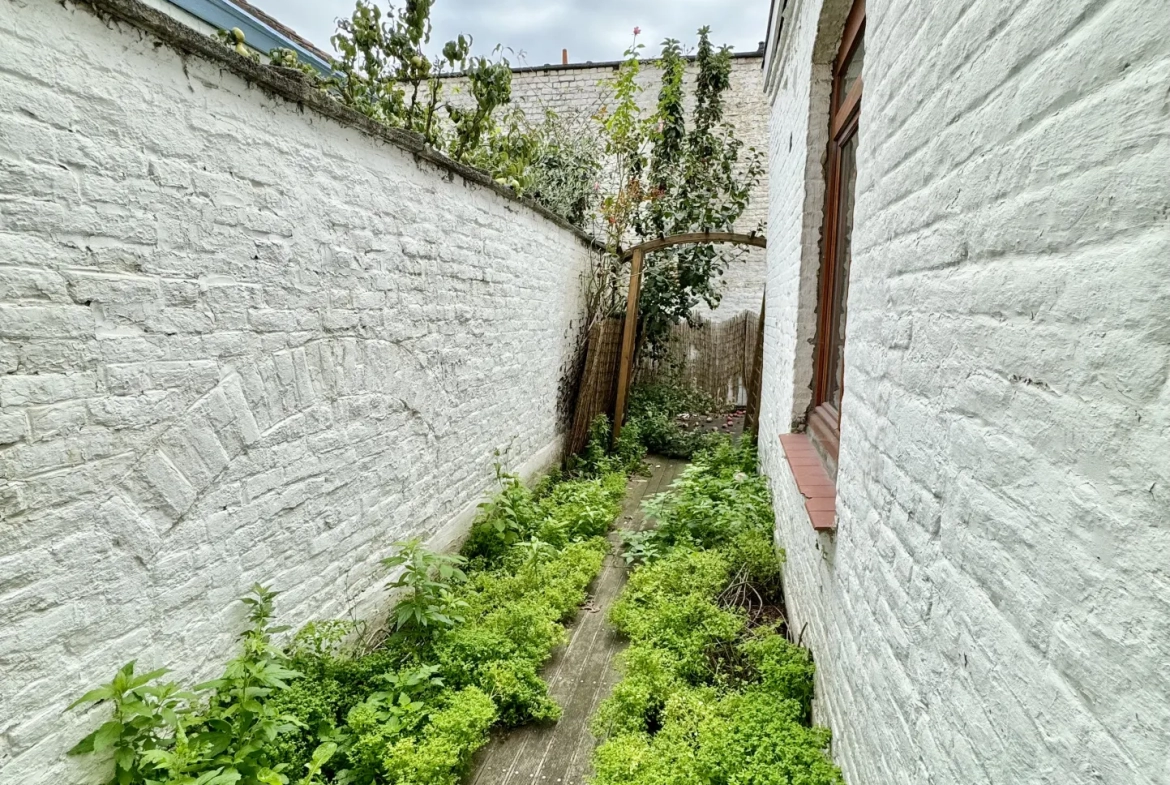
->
[810,0,865,471]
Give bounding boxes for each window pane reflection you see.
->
[840,37,864,101]
[827,132,857,414]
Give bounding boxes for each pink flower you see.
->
[593,182,600,192]
[633,26,641,35]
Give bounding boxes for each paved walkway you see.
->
[469,457,688,785]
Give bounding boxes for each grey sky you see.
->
[260,0,769,66]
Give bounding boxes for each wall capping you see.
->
[435,50,765,79]
[74,0,606,253]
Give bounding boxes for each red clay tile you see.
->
[786,455,823,467]
[805,497,837,513]
[783,441,817,454]
[791,467,821,485]
[779,432,838,533]
[809,510,836,531]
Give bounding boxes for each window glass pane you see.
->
[839,37,865,101]
[826,132,857,413]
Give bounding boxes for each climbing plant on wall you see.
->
[636,27,765,355]
[588,29,764,353]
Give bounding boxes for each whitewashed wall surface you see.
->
[758,0,1170,784]
[0,1,598,781]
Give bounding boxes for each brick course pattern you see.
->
[758,0,1170,783]
[0,2,596,781]
[441,54,770,317]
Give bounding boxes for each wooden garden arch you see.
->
[612,231,767,443]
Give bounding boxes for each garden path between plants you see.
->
[468,457,689,785]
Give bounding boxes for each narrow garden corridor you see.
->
[470,459,689,785]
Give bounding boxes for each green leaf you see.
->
[92,720,123,753]
[114,745,136,771]
[129,668,170,689]
[309,741,338,767]
[66,685,114,711]
[66,730,97,756]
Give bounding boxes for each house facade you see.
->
[757,0,1169,783]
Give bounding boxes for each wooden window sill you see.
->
[779,433,837,531]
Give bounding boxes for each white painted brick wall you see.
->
[0,2,596,781]
[759,0,1170,783]
[443,55,770,317]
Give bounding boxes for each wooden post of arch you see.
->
[611,232,767,446]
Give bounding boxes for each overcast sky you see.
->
[261,0,769,66]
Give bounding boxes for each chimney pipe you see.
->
[562,48,569,65]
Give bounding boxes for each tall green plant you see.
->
[636,28,765,355]
[588,28,763,352]
[383,540,470,634]
[330,0,521,178]
[66,586,319,785]
[590,30,656,319]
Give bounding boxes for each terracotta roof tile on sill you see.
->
[809,510,837,531]
[804,496,837,512]
[779,433,837,532]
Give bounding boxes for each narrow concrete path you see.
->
[469,457,688,785]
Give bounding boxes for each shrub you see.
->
[640,438,770,552]
[384,540,470,635]
[573,414,646,478]
[462,473,542,568]
[381,687,497,785]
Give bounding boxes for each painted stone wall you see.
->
[758,0,1170,783]
[443,53,769,318]
[0,1,597,781]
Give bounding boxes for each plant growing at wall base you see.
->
[66,662,192,784]
[67,453,640,785]
[66,586,313,785]
[383,540,470,634]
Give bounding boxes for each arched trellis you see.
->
[612,231,767,444]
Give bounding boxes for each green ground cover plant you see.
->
[591,440,844,785]
[67,431,639,785]
[624,382,730,459]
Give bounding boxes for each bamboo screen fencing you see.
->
[566,316,625,456]
[633,311,761,406]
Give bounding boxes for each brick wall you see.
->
[0,2,597,781]
[759,0,1170,783]
[443,54,770,317]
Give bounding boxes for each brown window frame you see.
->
[809,0,865,472]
